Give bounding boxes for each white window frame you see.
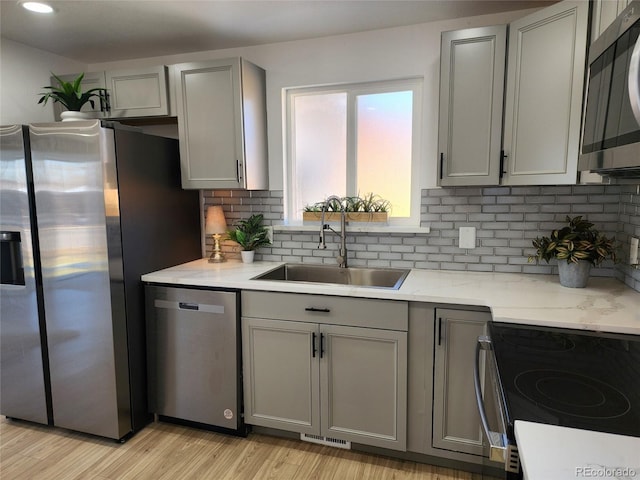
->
[284,78,423,226]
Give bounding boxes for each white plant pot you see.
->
[557,260,591,288]
[60,111,94,122]
[240,250,255,263]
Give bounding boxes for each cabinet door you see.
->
[242,317,320,434]
[52,72,107,120]
[320,324,407,451]
[438,26,506,186]
[173,59,245,189]
[592,0,631,40]
[433,309,490,456]
[502,0,588,185]
[105,66,169,118]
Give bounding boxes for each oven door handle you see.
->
[474,335,509,464]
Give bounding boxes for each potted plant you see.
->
[303,193,391,223]
[38,73,109,121]
[528,215,618,288]
[226,213,271,263]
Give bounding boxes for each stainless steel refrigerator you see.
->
[0,120,201,440]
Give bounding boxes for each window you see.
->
[285,78,423,225]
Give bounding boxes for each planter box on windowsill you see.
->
[302,211,388,223]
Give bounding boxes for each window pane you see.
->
[293,93,347,215]
[356,91,413,217]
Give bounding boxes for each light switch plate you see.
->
[459,227,476,249]
[265,226,274,244]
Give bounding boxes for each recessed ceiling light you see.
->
[21,1,54,13]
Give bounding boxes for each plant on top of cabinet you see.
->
[38,73,108,118]
[528,215,619,288]
[173,57,268,190]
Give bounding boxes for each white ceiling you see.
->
[0,0,557,63]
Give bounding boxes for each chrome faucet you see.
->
[318,195,348,268]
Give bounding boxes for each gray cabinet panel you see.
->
[438,26,506,186]
[242,317,320,434]
[105,66,169,118]
[433,308,491,456]
[502,0,588,185]
[321,324,407,451]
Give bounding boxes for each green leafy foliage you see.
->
[226,214,271,251]
[528,216,618,266]
[303,193,391,213]
[38,73,109,111]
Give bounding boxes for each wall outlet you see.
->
[630,237,639,265]
[265,226,274,244]
[459,227,476,249]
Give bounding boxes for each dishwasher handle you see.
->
[474,336,508,464]
[154,299,225,315]
[179,302,199,311]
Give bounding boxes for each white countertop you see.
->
[515,421,640,480]
[141,259,640,334]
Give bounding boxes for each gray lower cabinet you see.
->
[241,291,408,451]
[432,308,491,456]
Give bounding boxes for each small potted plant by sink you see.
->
[226,213,272,263]
[38,73,109,121]
[528,215,618,288]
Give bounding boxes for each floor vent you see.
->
[300,433,352,450]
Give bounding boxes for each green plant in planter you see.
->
[38,73,109,111]
[528,216,618,266]
[303,193,391,213]
[226,214,271,251]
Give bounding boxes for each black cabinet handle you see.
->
[499,150,508,179]
[312,332,317,358]
[320,333,325,358]
[438,317,443,346]
[305,307,330,313]
[439,152,444,180]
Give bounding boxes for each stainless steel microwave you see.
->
[579,1,640,178]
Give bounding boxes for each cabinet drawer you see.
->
[241,291,408,331]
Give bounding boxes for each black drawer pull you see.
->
[179,302,199,311]
[305,307,330,313]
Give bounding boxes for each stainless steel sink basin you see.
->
[252,264,410,290]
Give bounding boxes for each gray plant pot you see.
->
[557,260,591,288]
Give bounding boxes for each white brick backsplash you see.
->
[201,184,639,292]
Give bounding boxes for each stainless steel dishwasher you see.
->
[145,285,244,434]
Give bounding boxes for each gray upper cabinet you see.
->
[53,67,169,120]
[438,26,507,186]
[438,0,588,186]
[105,66,169,118]
[591,0,631,40]
[502,0,588,185]
[172,58,268,190]
[432,308,491,457]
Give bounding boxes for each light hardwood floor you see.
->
[0,417,493,480]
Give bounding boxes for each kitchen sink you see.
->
[252,264,410,290]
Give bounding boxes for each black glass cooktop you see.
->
[489,322,640,439]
